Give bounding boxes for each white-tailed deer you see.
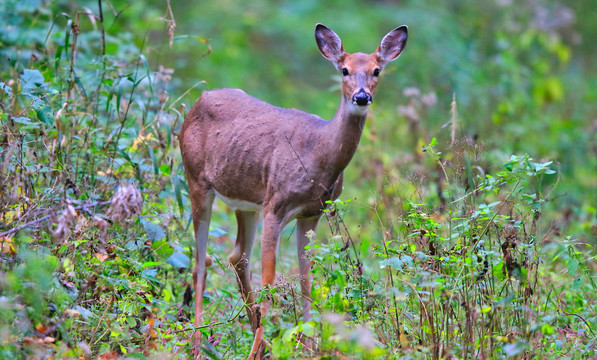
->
[180,23,407,358]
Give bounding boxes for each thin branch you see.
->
[168,80,206,110]
[98,0,105,56]
[0,200,111,237]
[170,299,247,334]
[159,0,176,48]
[450,93,457,146]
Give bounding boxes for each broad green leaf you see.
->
[20,69,45,92]
[567,258,579,275]
[13,116,37,126]
[142,219,166,242]
[36,105,54,125]
[540,323,554,335]
[166,251,190,269]
[380,257,403,271]
[152,239,173,258]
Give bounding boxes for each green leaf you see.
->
[13,117,37,126]
[152,239,174,258]
[54,45,64,71]
[35,105,54,125]
[209,227,226,237]
[73,69,88,99]
[73,305,93,320]
[140,54,153,98]
[0,82,12,96]
[282,325,300,343]
[487,201,501,208]
[503,341,527,357]
[380,257,403,271]
[116,79,123,114]
[572,277,582,290]
[148,144,158,175]
[142,261,162,267]
[166,251,190,269]
[142,219,166,242]
[360,239,369,259]
[20,69,46,92]
[540,323,554,335]
[171,173,184,215]
[142,268,158,280]
[159,163,171,175]
[567,258,579,275]
[301,322,316,337]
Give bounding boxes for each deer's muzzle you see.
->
[352,89,372,106]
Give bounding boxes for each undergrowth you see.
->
[278,149,597,359]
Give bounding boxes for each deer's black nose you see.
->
[352,89,372,106]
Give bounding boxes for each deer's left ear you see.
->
[376,25,408,67]
[315,23,346,68]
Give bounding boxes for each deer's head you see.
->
[315,23,408,113]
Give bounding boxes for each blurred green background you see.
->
[142,0,596,241]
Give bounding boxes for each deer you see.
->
[179,23,407,358]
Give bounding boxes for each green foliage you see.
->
[0,0,595,359]
[286,145,595,359]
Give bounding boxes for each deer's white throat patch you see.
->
[347,102,370,115]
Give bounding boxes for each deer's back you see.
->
[180,89,335,216]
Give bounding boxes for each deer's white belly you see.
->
[213,189,306,223]
[214,189,261,212]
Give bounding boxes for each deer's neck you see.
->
[323,96,368,174]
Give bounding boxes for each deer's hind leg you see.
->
[229,210,260,331]
[294,216,321,351]
[188,180,215,344]
[296,216,320,321]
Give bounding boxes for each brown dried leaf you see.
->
[35,322,48,333]
[52,205,77,241]
[98,351,118,360]
[106,184,142,222]
[95,253,109,262]
[63,309,81,318]
[0,236,16,255]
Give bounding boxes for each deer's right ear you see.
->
[376,25,408,67]
[315,24,345,66]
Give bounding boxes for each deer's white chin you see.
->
[347,102,370,115]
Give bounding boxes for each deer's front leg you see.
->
[248,212,283,360]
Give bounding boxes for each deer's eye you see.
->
[373,68,380,77]
[342,68,349,76]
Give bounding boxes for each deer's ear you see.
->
[376,25,408,67]
[315,24,345,67]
